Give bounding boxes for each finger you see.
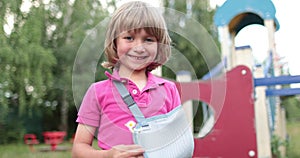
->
[122,149,145,157]
[125,144,144,150]
[114,144,143,150]
[127,148,144,154]
[118,144,145,153]
[128,156,143,158]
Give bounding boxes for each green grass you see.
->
[1,127,299,158]
[0,142,72,158]
[0,140,100,158]
[286,121,300,158]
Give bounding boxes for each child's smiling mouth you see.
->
[127,54,149,60]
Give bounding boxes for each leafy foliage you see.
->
[0,1,57,143]
[162,0,220,79]
[271,134,288,158]
[281,96,300,121]
[0,0,109,143]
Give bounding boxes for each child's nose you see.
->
[133,43,145,53]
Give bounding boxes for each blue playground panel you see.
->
[214,0,280,31]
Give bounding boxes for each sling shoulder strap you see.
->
[113,80,148,126]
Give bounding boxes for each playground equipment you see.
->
[171,0,300,157]
[213,0,280,157]
[176,65,257,157]
[213,0,300,157]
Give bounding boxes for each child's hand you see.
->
[108,144,144,158]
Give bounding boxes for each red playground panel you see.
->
[176,66,257,158]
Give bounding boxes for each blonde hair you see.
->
[102,1,171,71]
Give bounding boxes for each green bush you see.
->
[271,135,288,158]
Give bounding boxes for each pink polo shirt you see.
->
[76,70,181,150]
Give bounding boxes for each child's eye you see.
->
[124,36,133,41]
[145,37,156,42]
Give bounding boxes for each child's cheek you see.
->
[117,49,126,58]
[117,46,131,57]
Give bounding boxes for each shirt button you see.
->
[132,89,138,95]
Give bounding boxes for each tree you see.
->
[41,0,109,133]
[162,0,220,79]
[0,0,109,143]
[281,96,300,121]
[0,1,56,143]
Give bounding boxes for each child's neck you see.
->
[119,68,148,91]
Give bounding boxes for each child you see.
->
[72,1,183,158]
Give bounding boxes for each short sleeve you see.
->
[76,84,101,127]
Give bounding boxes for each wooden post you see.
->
[279,108,287,157]
[274,106,287,157]
[233,46,254,70]
[264,19,280,77]
[253,66,272,158]
[218,26,232,69]
[265,19,287,157]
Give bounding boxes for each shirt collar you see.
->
[105,70,166,89]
